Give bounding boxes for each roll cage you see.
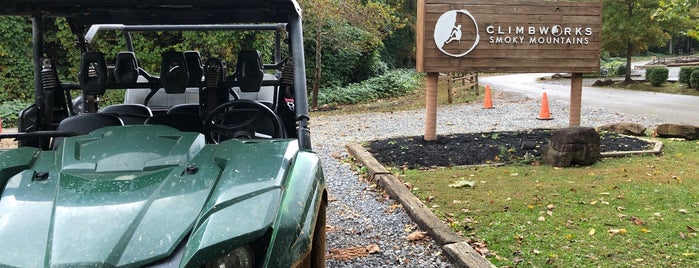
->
[0,0,312,150]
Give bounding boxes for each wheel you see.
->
[205,99,285,142]
[300,199,326,268]
[310,200,326,267]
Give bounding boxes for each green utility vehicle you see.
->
[0,1,327,267]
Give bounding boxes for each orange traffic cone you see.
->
[483,85,493,109]
[537,92,553,120]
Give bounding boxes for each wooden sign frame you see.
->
[417,0,603,142]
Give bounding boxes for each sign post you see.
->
[417,0,603,140]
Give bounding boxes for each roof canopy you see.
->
[0,0,302,25]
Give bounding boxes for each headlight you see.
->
[210,246,254,268]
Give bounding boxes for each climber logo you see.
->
[434,10,480,58]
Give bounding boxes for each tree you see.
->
[602,0,671,83]
[654,0,699,39]
[299,0,406,109]
[299,0,341,109]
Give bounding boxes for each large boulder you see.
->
[596,122,647,136]
[542,127,601,167]
[654,124,699,140]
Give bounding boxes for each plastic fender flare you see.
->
[264,150,326,266]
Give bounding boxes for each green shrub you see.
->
[690,70,699,90]
[645,67,668,86]
[317,69,421,106]
[679,67,693,86]
[600,60,625,77]
[0,99,32,128]
[614,64,627,76]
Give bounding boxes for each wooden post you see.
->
[447,73,454,104]
[570,73,583,127]
[474,73,479,96]
[425,72,438,141]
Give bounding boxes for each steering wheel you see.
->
[205,99,285,142]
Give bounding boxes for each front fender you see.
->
[264,150,326,267]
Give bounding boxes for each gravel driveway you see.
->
[315,88,665,267]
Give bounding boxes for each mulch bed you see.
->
[366,129,654,168]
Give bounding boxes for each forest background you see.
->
[0,0,697,118]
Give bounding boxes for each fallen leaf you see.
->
[366,244,381,254]
[589,228,596,236]
[328,246,371,260]
[452,200,462,204]
[678,209,688,214]
[688,226,697,232]
[328,195,338,202]
[547,204,555,210]
[448,180,476,188]
[514,234,523,245]
[682,252,695,257]
[631,217,645,225]
[616,206,626,212]
[547,210,553,216]
[403,182,413,190]
[608,228,627,236]
[407,231,428,241]
[538,216,546,222]
[640,228,651,233]
[680,232,687,239]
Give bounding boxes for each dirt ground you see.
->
[367,129,653,168]
[0,128,17,149]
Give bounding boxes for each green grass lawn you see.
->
[313,74,483,116]
[399,138,699,267]
[614,81,699,96]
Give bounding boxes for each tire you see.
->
[310,199,326,268]
[300,199,326,268]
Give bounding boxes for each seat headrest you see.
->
[114,52,139,84]
[235,50,264,92]
[184,51,204,87]
[79,52,108,95]
[160,51,189,94]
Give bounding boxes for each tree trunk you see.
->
[625,40,633,83]
[624,2,634,83]
[311,24,322,110]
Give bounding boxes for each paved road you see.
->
[480,73,699,125]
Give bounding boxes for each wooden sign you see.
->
[417,0,603,73]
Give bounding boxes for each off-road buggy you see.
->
[0,1,327,267]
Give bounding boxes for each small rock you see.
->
[596,122,647,136]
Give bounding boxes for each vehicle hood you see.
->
[0,125,298,267]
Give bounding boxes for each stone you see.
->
[596,122,647,136]
[542,127,601,167]
[592,78,614,87]
[654,124,699,140]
